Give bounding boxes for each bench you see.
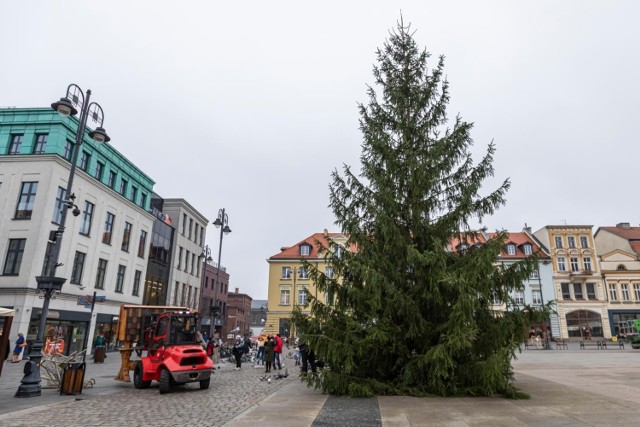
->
[601,340,625,350]
[579,340,602,350]
[555,340,568,350]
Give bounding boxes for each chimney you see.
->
[523,223,532,234]
[616,222,631,229]
[235,287,239,293]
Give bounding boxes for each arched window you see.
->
[617,264,627,271]
[566,310,603,339]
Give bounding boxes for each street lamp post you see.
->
[15,84,110,398]
[200,245,213,337]
[213,208,231,338]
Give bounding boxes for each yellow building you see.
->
[534,225,609,339]
[264,232,348,338]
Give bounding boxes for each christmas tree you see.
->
[293,19,542,398]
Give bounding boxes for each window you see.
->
[573,283,583,299]
[580,236,589,248]
[95,259,108,289]
[103,212,115,244]
[3,238,26,275]
[557,257,566,272]
[531,290,542,305]
[131,186,138,203]
[300,244,311,256]
[530,269,539,279]
[554,236,563,248]
[621,284,630,301]
[190,253,195,274]
[568,236,576,248]
[70,251,86,284]
[182,213,187,235]
[8,134,23,154]
[633,284,640,301]
[514,291,525,305]
[586,283,597,300]
[523,244,532,255]
[95,162,104,181]
[617,264,627,271]
[52,187,67,224]
[79,201,95,236]
[334,245,344,258]
[298,267,308,279]
[108,171,117,189]
[41,242,53,276]
[188,218,193,239]
[280,288,291,305]
[64,140,74,160]
[325,266,334,279]
[79,150,90,171]
[138,230,147,258]
[133,270,142,296]
[140,193,147,210]
[609,284,618,301]
[506,244,516,255]
[115,265,126,293]
[119,179,128,196]
[121,222,132,252]
[33,134,47,154]
[177,246,183,270]
[583,257,592,271]
[298,286,308,305]
[15,181,38,219]
[570,257,579,272]
[199,227,204,246]
[281,267,292,279]
[561,282,571,299]
[185,251,190,273]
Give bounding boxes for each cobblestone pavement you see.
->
[0,357,295,427]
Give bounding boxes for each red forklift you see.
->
[115,306,213,394]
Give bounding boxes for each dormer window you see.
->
[523,244,532,255]
[300,244,311,256]
[507,244,516,255]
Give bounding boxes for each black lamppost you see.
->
[212,209,231,337]
[200,245,213,337]
[16,84,109,398]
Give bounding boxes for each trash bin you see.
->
[60,362,86,395]
[94,346,105,363]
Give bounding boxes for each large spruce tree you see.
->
[292,20,542,398]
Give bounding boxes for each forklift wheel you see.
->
[133,362,151,389]
[159,368,171,394]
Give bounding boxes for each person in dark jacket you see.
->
[299,339,316,374]
[232,335,244,370]
[264,335,275,373]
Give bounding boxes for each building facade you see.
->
[534,225,609,339]
[224,288,252,344]
[162,199,208,311]
[594,222,640,337]
[265,232,347,338]
[0,107,155,354]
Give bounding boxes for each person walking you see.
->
[232,335,244,370]
[264,335,275,373]
[274,333,283,370]
[12,332,26,363]
[255,333,266,368]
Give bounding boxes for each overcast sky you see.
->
[2,1,639,299]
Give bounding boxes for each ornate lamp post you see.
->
[15,84,109,398]
[200,244,213,337]
[212,209,231,337]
